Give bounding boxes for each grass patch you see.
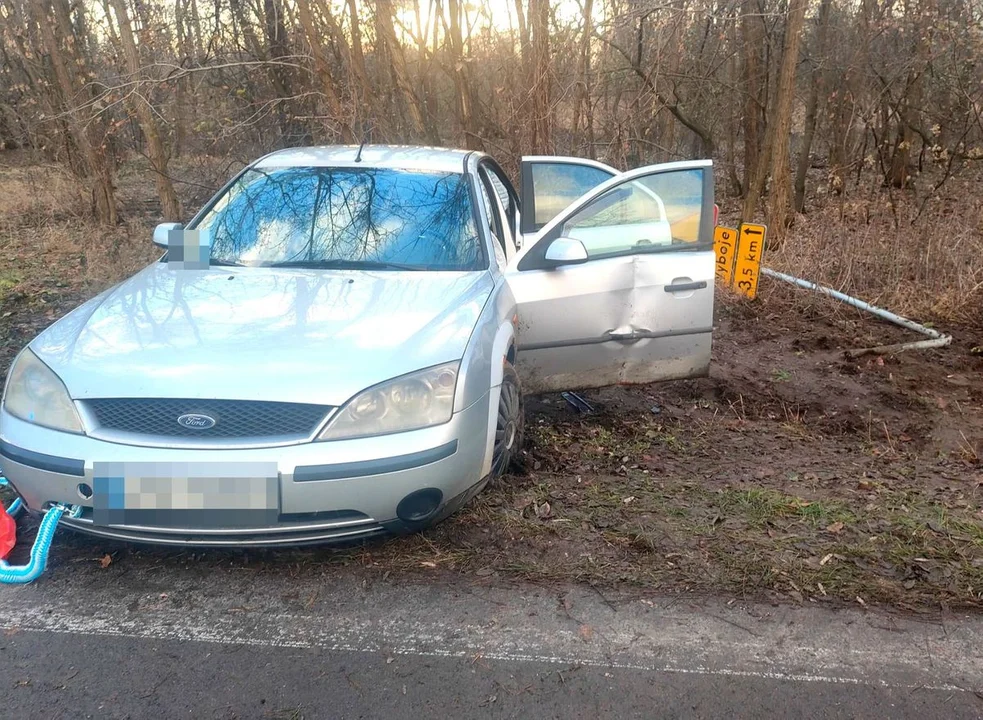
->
[0,270,22,301]
[291,474,983,610]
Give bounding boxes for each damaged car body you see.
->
[0,146,715,546]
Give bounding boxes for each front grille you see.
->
[85,398,333,440]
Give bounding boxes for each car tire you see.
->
[491,362,525,478]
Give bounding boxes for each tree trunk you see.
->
[228,0,266,61]
[764,0,808,240]
[794,0,831,213]
[741,3,765,194]
[510,0,531,152]
[261,0,307,143]
[573,0,595,157]
[725,15,743,196]
[108,0,181,220]
[408,0,441,144]
[374,0,425,138]
[339,0,372,136]
[446,0,477,147]
[34,0,117,224]
[529,0,553,153]
[295,0,354,141]
[886,0,931,188]
[742,0,807,233]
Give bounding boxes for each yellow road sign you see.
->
[713,225,739,286]
[733,222,767,299]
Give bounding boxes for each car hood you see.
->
[31,263,494,406]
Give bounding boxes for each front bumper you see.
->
[0,394,491,547]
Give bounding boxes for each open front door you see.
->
[507,160,715,394]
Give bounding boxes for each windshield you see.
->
[193,167,485,270]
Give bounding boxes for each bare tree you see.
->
[764,0,808,238]
[0,0,979,234]
[32,0,117,224]
[108,0,181,220]
[794,0,831,212]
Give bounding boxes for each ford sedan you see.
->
[0,146,715,546]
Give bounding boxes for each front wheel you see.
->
[491,363,525,477]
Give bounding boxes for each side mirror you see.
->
[153,222,183,249]
[543,237,588,267]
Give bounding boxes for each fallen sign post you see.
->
[761,268,952,356]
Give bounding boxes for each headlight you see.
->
[318,362,459,441]
[2,349,83,433]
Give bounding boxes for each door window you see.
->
[557,168,706,259]
[528,163,615,230]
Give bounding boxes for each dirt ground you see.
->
[1,154,982,611]
[351,283,983,611]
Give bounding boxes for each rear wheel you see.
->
[491,363,524,477]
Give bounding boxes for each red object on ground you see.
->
[0,505,15,560]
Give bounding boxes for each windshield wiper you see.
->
[269,259,425,271]
[208,258,245,267]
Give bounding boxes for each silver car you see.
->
[0,146,715,546]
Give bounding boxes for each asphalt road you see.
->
[2,552,982,719]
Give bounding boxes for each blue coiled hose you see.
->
[0,474,80,584]
[1,476,22,517]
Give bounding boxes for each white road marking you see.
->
[0,615,963,692]
[1,576,979,694]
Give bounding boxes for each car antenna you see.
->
[354,119,374,163]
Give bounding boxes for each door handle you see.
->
[665,281,707,293]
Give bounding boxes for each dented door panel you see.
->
[516,333,712,394]
[509,250,714,394]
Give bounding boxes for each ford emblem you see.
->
[177,413,216,430]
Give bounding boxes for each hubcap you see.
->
[493,380,521,476]
[502,421,516,451]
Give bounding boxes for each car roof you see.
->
[252,145,475,174]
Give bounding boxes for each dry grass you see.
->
[718,168,983,326]
[0,161,89,222]
[777,182,982,324]
[0,151,240,305]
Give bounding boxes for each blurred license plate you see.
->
[91,461,279,528]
